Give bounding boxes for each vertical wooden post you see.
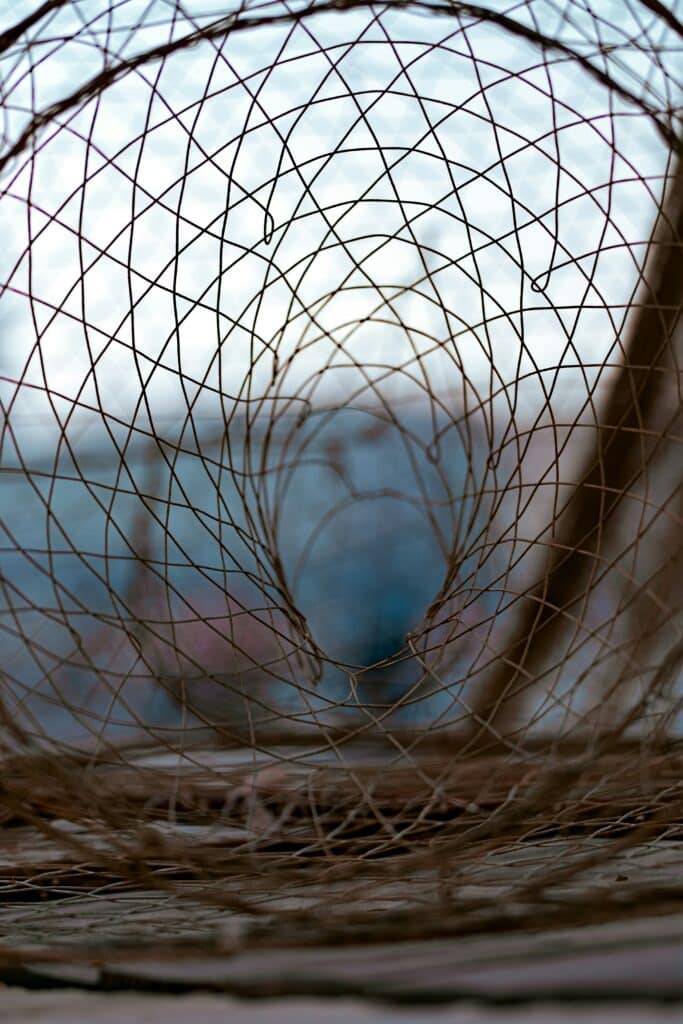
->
[466,158,683,749]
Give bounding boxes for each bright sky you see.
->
[0,0,678,459]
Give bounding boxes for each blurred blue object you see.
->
[0,402,497,738]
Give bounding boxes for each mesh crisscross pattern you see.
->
[0,0,681,955]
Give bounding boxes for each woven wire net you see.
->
[0,0,682,957]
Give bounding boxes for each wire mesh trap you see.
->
[0,0,682,964]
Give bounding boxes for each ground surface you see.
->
[2,990,682,1024]
[2,912,681,1012]
[2,745,681,1014]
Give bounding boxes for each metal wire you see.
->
[0,0,681,955]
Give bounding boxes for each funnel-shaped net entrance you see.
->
[0,0,681,956]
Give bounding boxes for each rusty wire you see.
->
[0,0,681,956]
